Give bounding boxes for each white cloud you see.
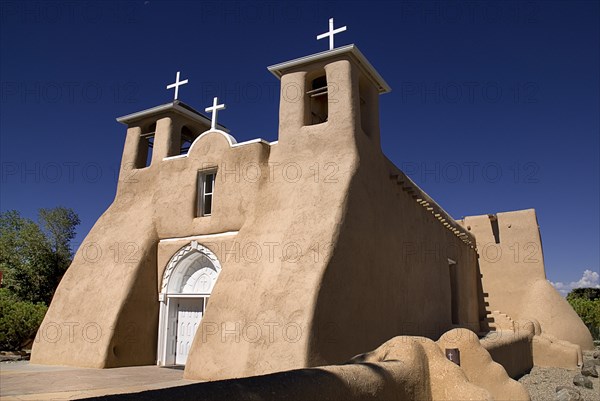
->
[549,269,600,297]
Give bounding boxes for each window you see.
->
[306,75,328,125]
[197,171,216,217]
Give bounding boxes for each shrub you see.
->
[566,291,600,341]
[0,289,47,350]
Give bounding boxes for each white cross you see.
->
[205,97,225,130]
[166,71,189,100]
[317,18,347,51]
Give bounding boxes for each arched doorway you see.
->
[157,241,221,366]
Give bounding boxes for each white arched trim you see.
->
[187,129,238,155]
[163,132,275,161]
[160,240,222,295]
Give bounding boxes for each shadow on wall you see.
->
[85,332,532,401]
[106,241,160,367]
[476,261,491,333]
[84,361,420,401]
[307,136,482,366]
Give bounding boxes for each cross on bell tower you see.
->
[317,18,347,50]
[166,71,189,100]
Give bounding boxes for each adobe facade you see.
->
[31,41,592,388]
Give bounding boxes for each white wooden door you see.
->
[165,298,179,365]
[175,298,203,365]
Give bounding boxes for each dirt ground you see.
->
[519,347,600,401]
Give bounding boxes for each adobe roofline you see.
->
[267,44,392,94]
[387,158,477,246]
[116,100,229,133]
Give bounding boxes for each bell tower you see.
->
[268,23,390,148]
[114,70,229,192]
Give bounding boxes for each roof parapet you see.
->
[267,44,391,94]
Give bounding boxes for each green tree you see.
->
[38,207,80,261]
[567,287,600,341]
[0,207,80,304]
[567,287,600,301]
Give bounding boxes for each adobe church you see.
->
[31,19,593,396]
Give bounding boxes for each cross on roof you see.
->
[317,18,347,51]
[205,97,225,130]
[166,71,189,101]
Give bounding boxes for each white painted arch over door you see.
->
[157,241,222,366]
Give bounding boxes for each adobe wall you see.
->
[184,59,362,379]
[308,130,482,365]
[462,210,594,350]
[32,55,487,376]
[186,58,483,380]
[31,116,270,368]
[30,201,159,368]
[34,49,579,385]
[479,328,534,378]
[437,329,530,399]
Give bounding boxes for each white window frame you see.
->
[197,170,216,217]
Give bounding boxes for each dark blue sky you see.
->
[1,1,598,288]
